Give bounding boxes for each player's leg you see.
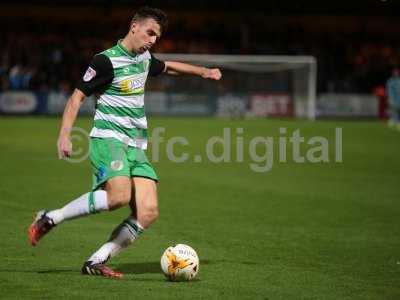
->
[82,177,158,278]
[133,177,159,227]
[28,137,131,246]
[86,177,159,262]
[46,176,131,222]
[28,176,131,246]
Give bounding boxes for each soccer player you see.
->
[28,7,221,278]
[386,67,400,129]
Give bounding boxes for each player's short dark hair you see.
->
[132,7,168,33]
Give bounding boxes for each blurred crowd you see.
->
[1,16,399,94]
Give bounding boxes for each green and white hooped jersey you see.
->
[77,40,165,150]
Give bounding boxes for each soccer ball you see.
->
[160,244,199,281]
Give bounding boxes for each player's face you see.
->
[131,18,161,53]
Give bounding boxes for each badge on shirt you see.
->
[83,66,96,82]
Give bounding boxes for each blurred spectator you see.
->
[386,67,400,128]
[0,14,399,94]
[8,64,33,90]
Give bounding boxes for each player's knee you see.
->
[107,190,131,210]
[138,205,159,228]
[149,206,159,221]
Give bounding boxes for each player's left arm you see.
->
[149,54,221,80]
[164,61,222,80]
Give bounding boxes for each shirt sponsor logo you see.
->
[83,66,97,82]
[130,78,145,89]
[120,78,145,93]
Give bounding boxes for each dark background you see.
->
[1,0,399,93]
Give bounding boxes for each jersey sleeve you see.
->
[76,54,114,96]
[149,54,166,77]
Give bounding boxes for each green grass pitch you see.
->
[0,116,399,299]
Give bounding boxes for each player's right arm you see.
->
[57,54,114,159]
[57,89,86,159]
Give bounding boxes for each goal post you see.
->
[147,54,317,120]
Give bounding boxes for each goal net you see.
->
[145,54,317,120]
